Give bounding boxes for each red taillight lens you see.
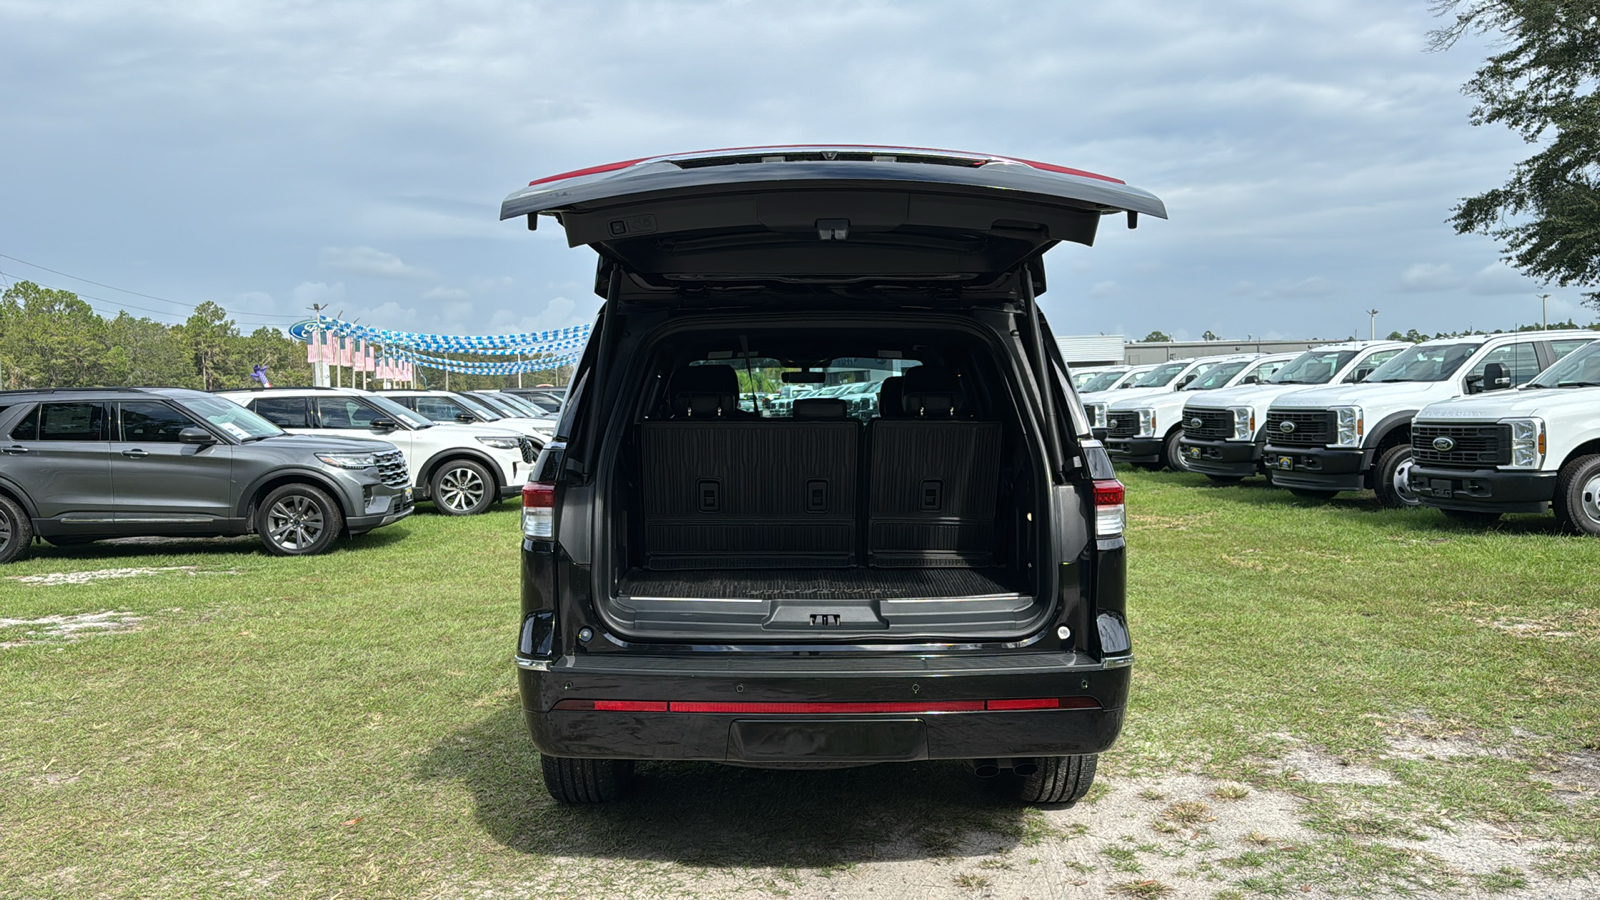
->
[527,157,650,187]
[522,481,555,539]
[551,697,1102,714]
[1093,479,1126,537]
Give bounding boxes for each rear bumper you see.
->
[1260,444,1371,492]
[1178,437,1260,477]
[1105,436,1161,464]
[1408,464,1556,514]
[517,651,1130,762]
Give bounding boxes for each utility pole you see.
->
[1541,293,1549,329]
[1366,309,1380,341]
[308,303,330,387]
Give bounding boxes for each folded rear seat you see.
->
[640,366,860,569]
[867,367,1001,567]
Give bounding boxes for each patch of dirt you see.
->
[1268,745,1397,786]
[0,610,143,648]
[1385,820,1557,877]
[1378,715,1517,762]
[7,566,239,587]
[1127,512,1216,531]
[1532,750,1600,802]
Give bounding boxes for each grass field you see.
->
[1,471,1598,898]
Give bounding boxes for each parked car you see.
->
[1082,360,1225,435]
[378,389,555,443]
[504,387,567,413]
[1071,365,1132,393]
[1104,353,1298,471]
[218,387,531,516]
[466,390,557,423]
[1178,341,1409,483]
[1078,364,1160,432]
[1261,330,1597,506]
[502,144,1165,804]
[0,387,412,562]
[1408,337,1600,532]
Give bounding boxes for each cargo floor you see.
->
[619,567,1024,601]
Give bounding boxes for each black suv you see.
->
[506,146,1163,804]
[0,388,413,562]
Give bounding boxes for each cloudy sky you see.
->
[0,0,1588,344]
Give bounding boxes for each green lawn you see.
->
[1,474,1597,898]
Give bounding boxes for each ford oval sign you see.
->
[1188,418,1202,429]
[1107,419,1119,429]
[1279,420,1296,434]
[1433,436,1456,452]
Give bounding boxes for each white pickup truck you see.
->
[1078,364,1158,431]
[1104,353,1294,470]
[1408,337,1600,533]
[1178,340,1409,483]
[1260,329,1598,507]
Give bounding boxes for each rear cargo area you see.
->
[598,326,1065,641]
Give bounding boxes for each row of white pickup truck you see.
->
[1074,329,1600,535]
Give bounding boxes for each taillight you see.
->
[522,481,555,539]
[1093,479,1125,537]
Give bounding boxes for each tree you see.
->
[0,281,114,387]
[183,301,241,390]
[1431,1,1600,307]
[106,312,199,388]
[1141,330,1172,342]
[1201,330,1219,341]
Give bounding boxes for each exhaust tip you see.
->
[972,758,1000,778]
[1011,760,1040,777]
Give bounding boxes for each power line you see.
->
[0,268,294,330]
[0,252,301,324]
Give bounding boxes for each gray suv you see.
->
[0,388,414,563]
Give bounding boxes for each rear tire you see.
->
[1374,443,1420,508]
[256,483,343,556]
[1554,454,1600,537]
[0,494,33,564]
[541,755,635,804]
[1289,488,1338,501]
[1441,508,1502,527]
[430,459,494,516]
[1018,754,1098,805]
[1163,430,1189,472]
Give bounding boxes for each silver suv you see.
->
[0,388,413,563]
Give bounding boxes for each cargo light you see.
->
[1093,479,1126,538]
[551,698,1102,714]
[521,481,555,539]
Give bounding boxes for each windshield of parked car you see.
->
[363,394,434,429]
[1184,360,1252,390]
[1269,350,1358,385]
[1363,343,1479,383]
[1076,370,1127,393]
[488,393,549,417]
[1528,340,1600,388]
[1129,361,1189,388]
[449,393,506,421]
[181,394,284,439]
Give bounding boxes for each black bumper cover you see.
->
[1106,437,1162,464]
[1408,464,1556,514]
[1260,444,1371,492]
[1178,437,1260,477]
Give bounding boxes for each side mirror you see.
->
[1348,368,1373,383]
[369,418,397,430]
[179,426,216,445]
[454,413,479,424]
[1240,375,1259,385]
[1177,374,1196,387]
[1483,361,1511,391]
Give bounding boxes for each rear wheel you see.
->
[1018,754,1097,804]
[1289,488,1338,501]
[1162,430,1189,472]
[1374,443,1420,508]
[0,494,32,564]
[430,459,494,516]
[1554,454,1600,537]
[1441,508,1502,527]
[541,755,635,804]
[256,483,343,556]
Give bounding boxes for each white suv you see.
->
[1178,341,1409,483]
[1261,330,1598,507]
[378,389,555,443]
[1408,337,1600,533]
[219,388,532,515]
[1104,354,1295,471]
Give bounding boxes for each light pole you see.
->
[1367,309,1380,341]
[1541,293,1549,329]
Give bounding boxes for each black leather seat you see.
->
[666,364,751,418]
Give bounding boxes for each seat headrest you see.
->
[876,377,905,419]
[900,366,964,417]
[669,365,740,418]
[793,398,849,419]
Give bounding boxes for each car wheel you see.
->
[1288,488,1338,501]
[1440,508,1502,527]
[1554,454,1600,537]
[1162,431,1189,472]
[256,483,343,556]
[430,459,494,516]
[1017,754,1097,805]
[541,755,634,804]
[0,494,33,564]
[1374,443,1420,509]
[1206,475,1244,485]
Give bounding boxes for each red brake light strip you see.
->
[555,697,1100,713]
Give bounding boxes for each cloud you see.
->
[1269,277,1334,299]
[320,247,434,280]
[421,285,470,301]
[1399,263,1463,292]
[291,281,345,307]
[1467,261,1542,296]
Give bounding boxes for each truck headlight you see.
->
[1086,403,1107,429]
[315,451,380,469]
[1332,406,1363,448]
[1505,418,1545,469]
[1135,408,1156,438]
[1230,407,1254,441]
[477,436,523,450]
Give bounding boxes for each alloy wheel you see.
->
[1583,474,1600,525]
[1390,457,1420,506]
[438,466,486,512]
[0,507,11,553]
[266,495,325,551]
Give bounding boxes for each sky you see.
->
[0,0,1591,345]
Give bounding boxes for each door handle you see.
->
[121,449,150,458]
[1,446,27,455]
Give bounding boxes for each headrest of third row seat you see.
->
[668,364,742,418]
[899,366,965,417]
[793,398,849,419]
[876,377,905,419]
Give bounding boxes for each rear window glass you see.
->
[38,402,108,441]
[252,397,311,428]
[666,358,923,420]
